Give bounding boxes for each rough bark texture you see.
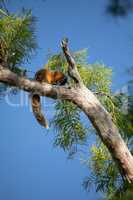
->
[0,39,133,183]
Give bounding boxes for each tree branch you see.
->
[61,38,83,86]
[0,65,78,101]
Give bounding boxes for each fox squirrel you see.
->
[31,68,67,128]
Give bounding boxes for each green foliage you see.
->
[106,183,133,200]
[100,93,133,138]
[0,0,9,15]
[78,63,112,92]
[83,143,122,195]
[0,8,8,16]
[45,53,66,72]
[0,8,37,95]
[0,9,37,68]
[52,100,87,152]
[125,95,133,137]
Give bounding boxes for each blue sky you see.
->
[0,0,133,200]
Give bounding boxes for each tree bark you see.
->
[0,39,133,183]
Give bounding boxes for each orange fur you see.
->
[35,69,65,84]
[31,69,67,128]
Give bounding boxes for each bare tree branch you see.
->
[61,38,83,86]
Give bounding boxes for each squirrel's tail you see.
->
[31,94,49,129]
